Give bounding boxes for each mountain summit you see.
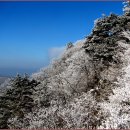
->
[1,2,130,129]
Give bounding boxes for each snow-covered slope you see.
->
[7,3,130,129]
[25,39,103,129]
[9,32,130,128]
[27,18,130,128]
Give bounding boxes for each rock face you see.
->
[2,4,130,129]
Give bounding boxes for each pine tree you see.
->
[0,74,40,128]
[66,42,73,49]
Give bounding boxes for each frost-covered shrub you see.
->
[26,92,105,128]
[32,39,91,94]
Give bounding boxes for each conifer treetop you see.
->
[123,0,130,16]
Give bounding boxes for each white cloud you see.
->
[48,46,65,61]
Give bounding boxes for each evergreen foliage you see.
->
[66,42,74,49]
[0,74,40,128]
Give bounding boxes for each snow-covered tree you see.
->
[0,74,39,128]
[66,42,74,50]
[123,1,130,16]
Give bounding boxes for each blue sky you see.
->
[0,1,123,76]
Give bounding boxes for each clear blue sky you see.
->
[0,1,123,76]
